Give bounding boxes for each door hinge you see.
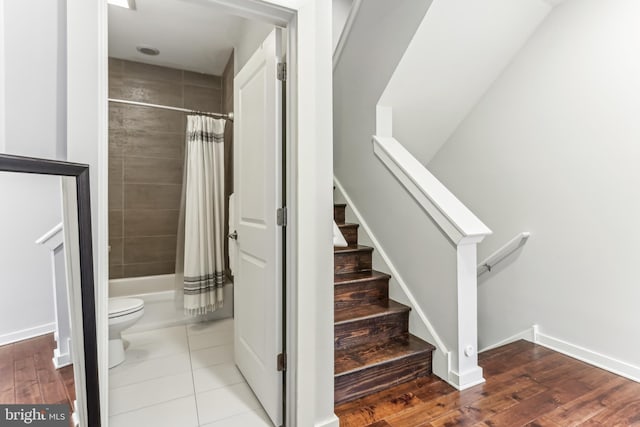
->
[277,352,287,371]
[277,62,287,81]
[277,207,287,226]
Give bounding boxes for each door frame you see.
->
[66,1,336,426]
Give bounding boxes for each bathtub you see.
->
[109,274,233,333]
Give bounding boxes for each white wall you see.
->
[427,0,640,369]
[0,173,61,344]
[334,0,466,349]
[332,0,352,53]
[4,0,66,159]
[234,19,275,75]
[380,0,551,164]
[0,0,65,344]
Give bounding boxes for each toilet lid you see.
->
[109,298,144,318]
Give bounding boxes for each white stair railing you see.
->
[36,223,73,369]
[373,130,492,390]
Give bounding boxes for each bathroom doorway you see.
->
[106,1,285,425]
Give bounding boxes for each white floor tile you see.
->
[121,325,189,364]
[187,317,234,336]
[109,395,199,427]
[109,371,194,416]
[196,382,262,425]
[110,352,192,389]
[188,322,234,351]
[200,407,273,427]
[190,343,234,369]
[192,362,245,393]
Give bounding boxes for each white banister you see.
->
[478,232,530,276]
[372,133,491,390]
[373,136,492,245]
[36,223,73,369]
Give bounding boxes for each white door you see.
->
[233,29,283,426]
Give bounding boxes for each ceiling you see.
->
[108,0,258,75]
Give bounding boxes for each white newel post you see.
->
[36,223,73,368]
[452,238,485,389]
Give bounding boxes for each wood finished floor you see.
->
[336,340,640,426]
[0,333,75,411]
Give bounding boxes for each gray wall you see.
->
[0,0,65,343]
[333,0,458,348]
[108,58,224,279]
[428,0,640,366]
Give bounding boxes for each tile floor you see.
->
[108,318,273,426]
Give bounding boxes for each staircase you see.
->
[333,203,436,404]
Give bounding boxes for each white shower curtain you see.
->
[175,115,226,316]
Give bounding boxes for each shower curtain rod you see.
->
[108,98,234,121]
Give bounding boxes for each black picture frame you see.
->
[0,153,101,426]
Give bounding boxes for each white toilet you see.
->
[108,298,145,368]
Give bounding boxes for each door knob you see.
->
[228,231,238,240]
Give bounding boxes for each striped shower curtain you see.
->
[175,115,226,316]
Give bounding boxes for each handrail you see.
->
[36,223,64,247]
[477,232,530,276]
[373,136,492,245]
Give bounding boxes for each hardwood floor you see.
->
[336,340,640,426]
[0,333,75,411]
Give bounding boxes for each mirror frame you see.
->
[0,153,101,426]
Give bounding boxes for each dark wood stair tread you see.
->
[334,270,390,285]
[335,300,409,324]
[335,335,435,376]
[337,222,358,229]
[334,244,373,254]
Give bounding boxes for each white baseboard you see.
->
[535,329,640,383]
[0,322,56,346]
[481,325,640,384]
[316,414,340,427]
[53,348,73,369]
[479,326,537,353]
[448,366,486,390]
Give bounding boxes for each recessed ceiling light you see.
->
[136,45,160,56]
[107,0,136,10]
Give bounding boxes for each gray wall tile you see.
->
[122,60,182,82]
[184,85,222,112]
[184,70,222,89]
[124,183,182,210]
[109,183,123,210]
[124,156,183,184]
[109,238,123,266]
[124,236,177,264]
[109,209,123,239]
[124,209,180,237]
[110,76,183,107]
[123,262,175,278]
[109,58,223,279]
[123,131,184,159]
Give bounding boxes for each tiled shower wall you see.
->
[108,58,225,279]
